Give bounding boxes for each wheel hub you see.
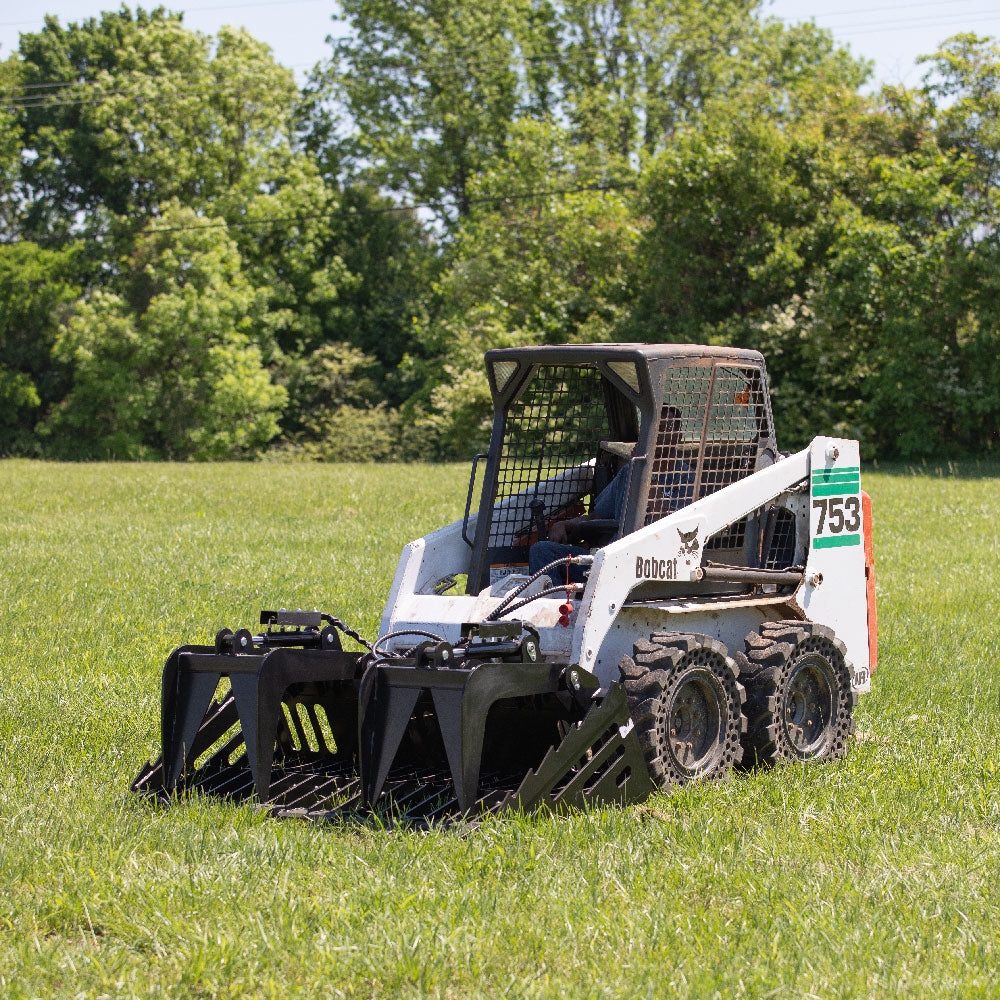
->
[658,670,724,775]
[783,655,835,754]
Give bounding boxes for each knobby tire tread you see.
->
[739,619,857,768]
[619,632,746,789]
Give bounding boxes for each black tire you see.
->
[619,632,746,788]
[738,620,857,767]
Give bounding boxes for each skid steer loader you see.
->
[132,344,877,822]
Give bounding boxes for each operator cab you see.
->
[464,344,781,595]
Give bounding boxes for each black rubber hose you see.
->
[485,557,572,621]
[372,628,447,657]
[319,613,376,651]
[485,554,593,622]
[488,584,582,620]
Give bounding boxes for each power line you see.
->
[0,0,337,31]
[0,43,652,111]
[849,12,1000,36]
[0,37,612,106]
[836,6,1000,30]
[775,0,998,20]
[2,11,853,104]
[4,7,998,108]
[12,180,635,246]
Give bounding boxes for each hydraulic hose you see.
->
[488,584,583,620]
[372,627,447,657]
[485,554,593,622]
[319,613,376,651]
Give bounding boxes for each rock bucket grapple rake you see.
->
[132,611,653,824]
[132,343,876,824]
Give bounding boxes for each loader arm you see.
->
[571,444,813,672]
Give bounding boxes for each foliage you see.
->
[15,11,299,245]
[324,0,526,221]
[0,242,80,453]
[293,403,403,462]
[405,119,643,457]
[2,5,999,461]
[45,207,285,459]
[630,47,1000,458]
[278,340,400,458]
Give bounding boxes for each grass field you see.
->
[1,459,998,999]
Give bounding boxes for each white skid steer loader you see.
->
[133,344,877,822]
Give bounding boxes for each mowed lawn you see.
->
[1,459,998,999]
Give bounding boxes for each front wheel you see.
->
[619,632,745,788]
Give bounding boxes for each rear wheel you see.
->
[619,632,745,788]
[738,621,856,767]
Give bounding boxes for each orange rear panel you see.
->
[862,490,877,674]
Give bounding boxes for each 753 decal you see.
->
[812,495,861,536]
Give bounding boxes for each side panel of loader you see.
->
[797,438,871,691]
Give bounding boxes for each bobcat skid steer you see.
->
[132,344,877,823]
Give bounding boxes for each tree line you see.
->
[1,2,998,461]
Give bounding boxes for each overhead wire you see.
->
[20,2,985,107]
[1,0,998,90]
[5,9,999,111]
[849,13,1000,36]
[0,41,623,110]
[0,0,340,30]
[2,3,996,116]
[778,0,1000,19]
[7,179,635,247]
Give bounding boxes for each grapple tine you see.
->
[429,686,474,812]
[359,677,422,806]
[163,670,221,792]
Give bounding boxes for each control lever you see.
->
[529,496,547,541]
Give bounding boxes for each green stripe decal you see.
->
[814,534,861,549]
[812,472,861,484]
[812,466,860,478]
[812,482,860,497]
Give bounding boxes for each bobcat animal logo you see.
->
[677,526,699,556]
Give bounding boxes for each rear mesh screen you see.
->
[489,365,611,547]
[645,363,772,528]
[698,365,770,497]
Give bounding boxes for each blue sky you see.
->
[2,0,998,87]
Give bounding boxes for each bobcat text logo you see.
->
[636,556,677,580]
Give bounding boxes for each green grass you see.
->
[1,459,998,999]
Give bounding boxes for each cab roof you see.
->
[484,343,765,366]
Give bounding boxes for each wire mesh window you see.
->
[643,366,712,525]
[704,520,748,552]
[644,362,772,535]
[761,507,797,569]
[698,365,771,498]
[488,365,612,547]
[702,504,799,567]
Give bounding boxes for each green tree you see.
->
[0,242,81,454]
[324,0,526,221]
[629,35,1000,459]
[407,120,642,456]
[15,11,299,244]
[0,55,22,237]
[45,206,285,459]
